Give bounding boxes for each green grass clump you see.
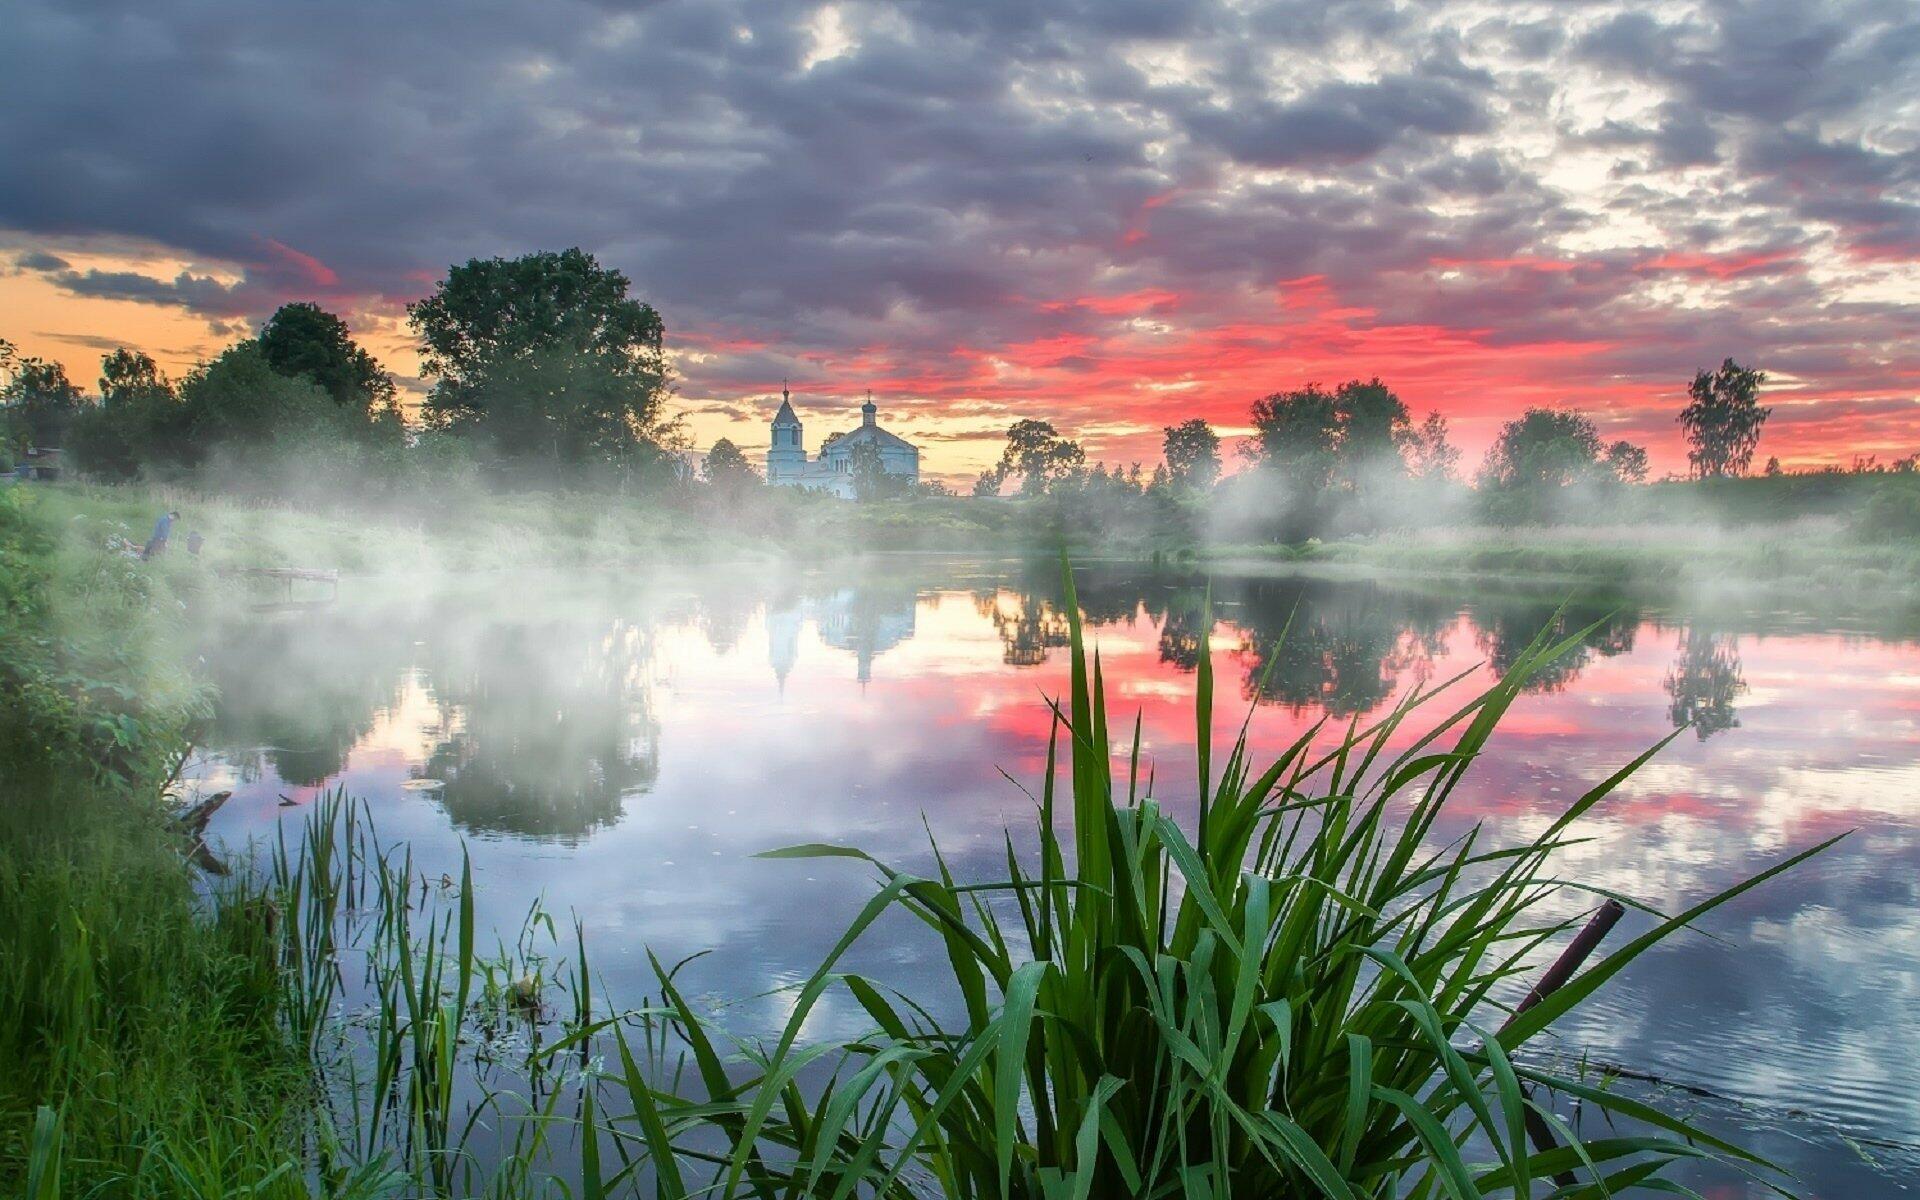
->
[703,564,1825,1197]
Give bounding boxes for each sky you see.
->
[2,0,1917,483]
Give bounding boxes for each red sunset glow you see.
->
[1,1,1915,483]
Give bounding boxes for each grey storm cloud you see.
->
[1582,103,1721,171]
[0,0,1914,410]
[14,251,69,272]
[1178,73,1491,168]
[49,268,250,314]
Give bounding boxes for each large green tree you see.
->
[1,354,85,450]
[703,437,759,491]
[1477,408,1647,520]
[409,249,676,468]
[1247,385,1341,488]
[849,440,912,501]
[177,342,336,455]
[1679,358,1769,478]
[994,419,1085,497]
[1330,378,1411,484]
[1161,418,1221,491]
[98,349,174,407]
[1478,409,1610,491]
[69,350,178,478]
[1405,411,1460,482]
[258,302,397,416]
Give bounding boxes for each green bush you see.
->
[1859,480,1920,540]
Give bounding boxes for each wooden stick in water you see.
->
[1500,898,1625,1035]
[1499,899,1626,1187]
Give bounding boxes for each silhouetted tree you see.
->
[98,348,172,406]
[1479,409,1605,491]
[68,349,176,478]
[1406,411,1460,482]
[848,440,910,500]
[1247,385,1340,487]
[410,248,678,468]
[258,301,398,417]
[1161,418,1222,491]
[1,355,85,449]
[995,419,1085,496]
[703,437,759,490]
[1330,378,1412,488]
[1477,408,1647,521]
[1679,358,1769,479]
[1603,439,1650,484]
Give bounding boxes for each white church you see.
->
[765,385,920,498]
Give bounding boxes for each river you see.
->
[188,558,1920,1197]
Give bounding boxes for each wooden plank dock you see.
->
[216,566,341,605]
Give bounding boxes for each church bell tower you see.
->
[767,380,806,483]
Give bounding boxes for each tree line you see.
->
[0,240,1860,535]
[962,359,1784,533]
[0,248,684,488]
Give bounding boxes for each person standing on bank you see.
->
[142,510,179,559]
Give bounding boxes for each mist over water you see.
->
[183,559,1920,1196]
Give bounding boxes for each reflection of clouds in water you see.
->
[187,564,1920,1191]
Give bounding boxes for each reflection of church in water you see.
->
[767,584,918,685]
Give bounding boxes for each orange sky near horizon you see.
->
[8,235,1916,487]
[6,1,1919,486]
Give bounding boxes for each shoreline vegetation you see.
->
[0,478,1839,1197]
[22,476,1920,614]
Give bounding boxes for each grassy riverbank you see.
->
[1249,518,1920,603]
[0,486,311,1196]
[1,479,1825,1196]
[26,473,1919,605]
[23,479,1046,575]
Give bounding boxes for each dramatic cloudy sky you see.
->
[3,0,1917,480]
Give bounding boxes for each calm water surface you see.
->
[187,559,1920,1197]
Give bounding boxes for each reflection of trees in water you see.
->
[198,611,413,786]
[974,589,1073,667]
[974,563,1162,668]
[1665,627,1745,739]
[974,568,1459,720]
[1222,579,1453,717]
[423,617,661,842]
[1153,601,1207,672]
[694,579,760,656]
[1470,600,1639,694]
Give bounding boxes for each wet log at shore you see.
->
[172,790,231,837]
[173,790,233,875]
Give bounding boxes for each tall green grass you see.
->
[0,486,313,1197]
[717,565,1828,1197]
